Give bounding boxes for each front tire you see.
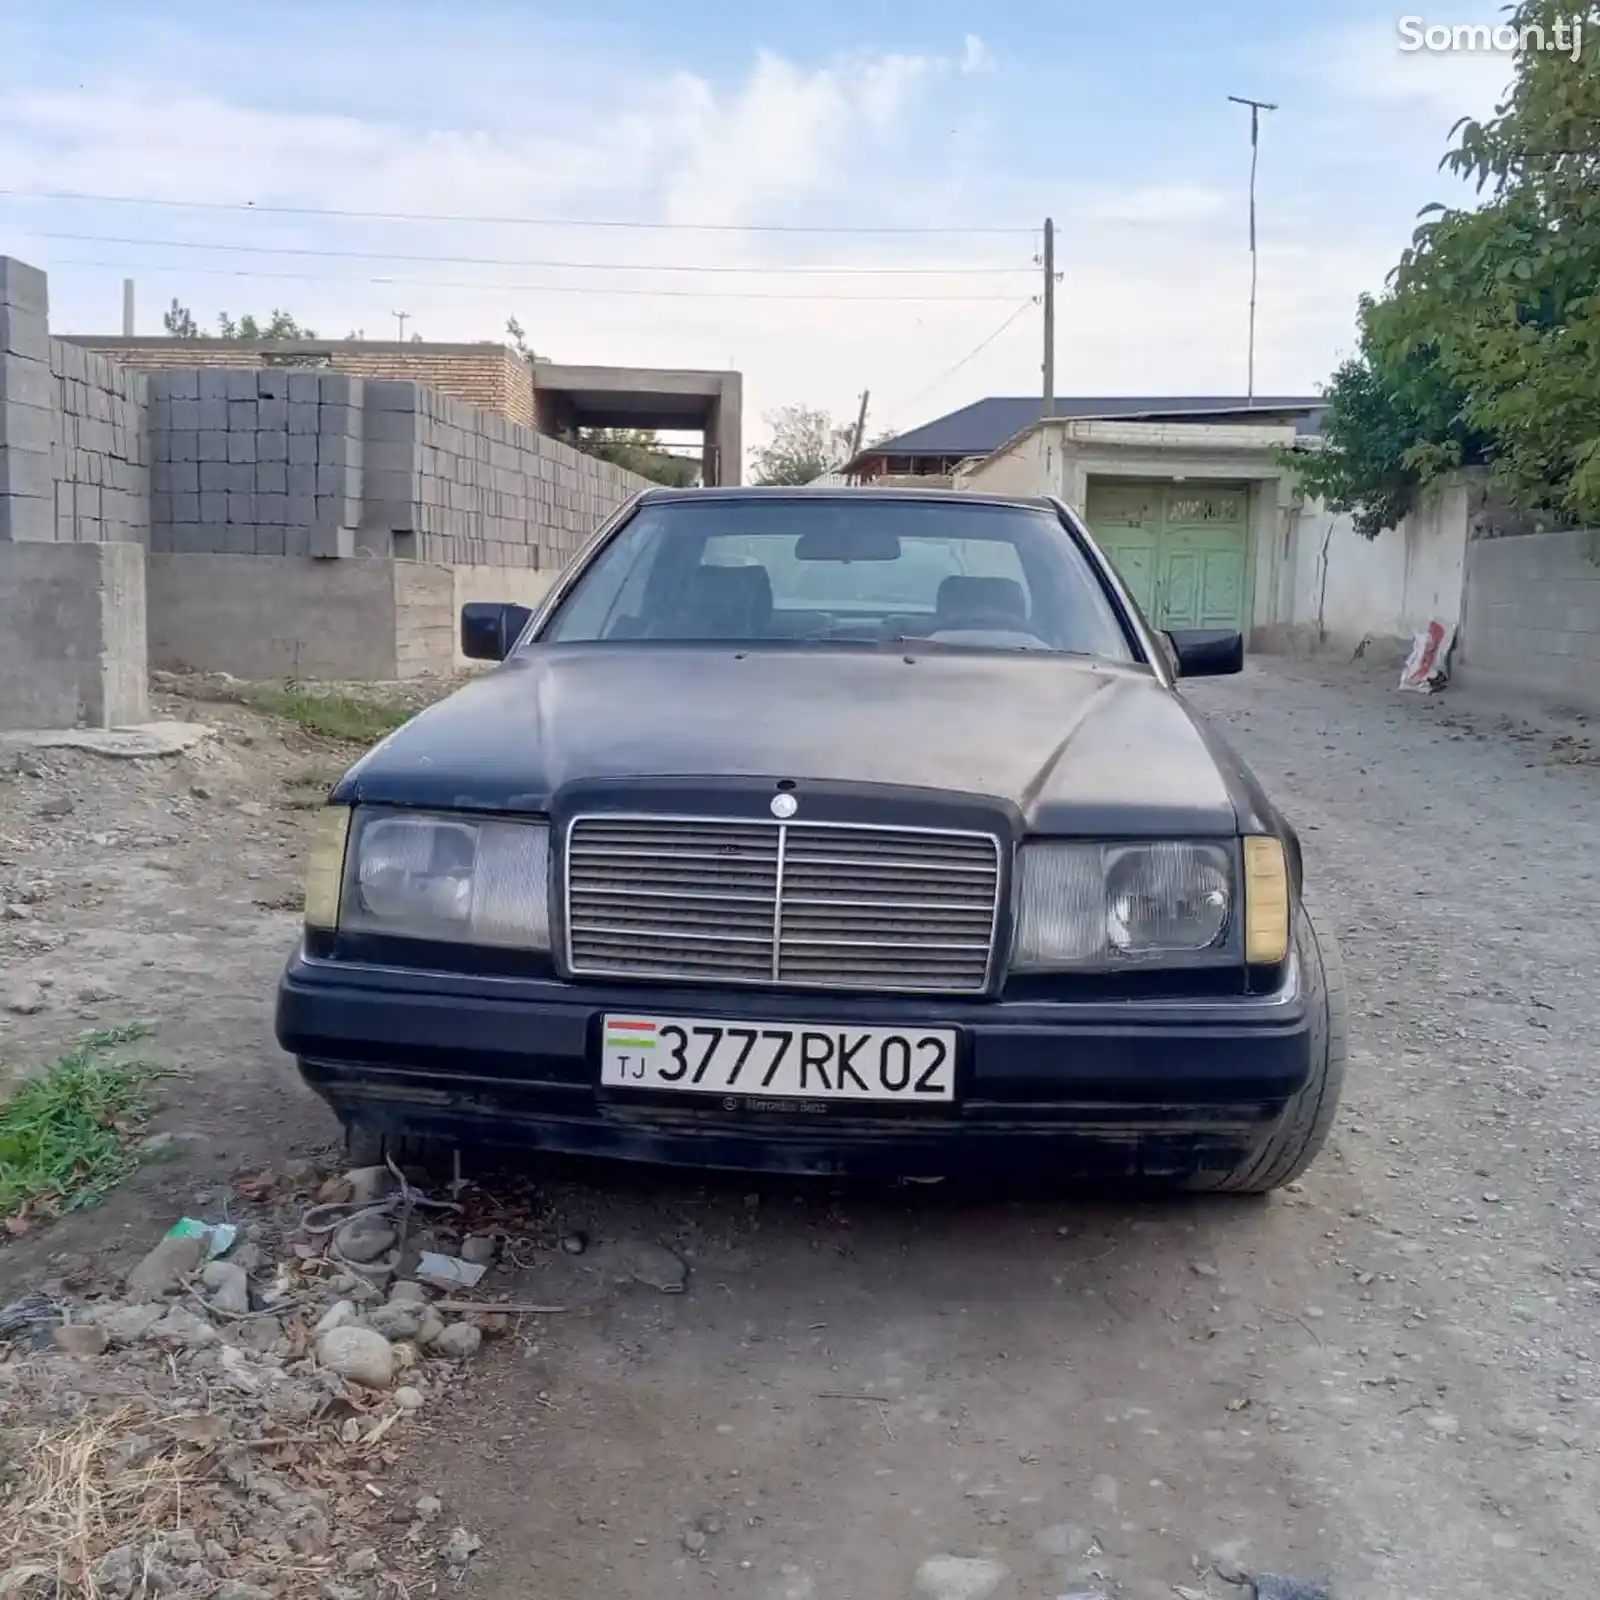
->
[1193,900,1349,1194]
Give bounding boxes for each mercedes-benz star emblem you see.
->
[770,792,798,819]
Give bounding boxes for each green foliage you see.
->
[578,428,699,487]
[238,686,415,743]
[162,298,199,337]
[162,299,319,342]
[1308,1,1600,530]
[0,1026,162,1224]
[750,404,856,485]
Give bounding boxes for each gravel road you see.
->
[2,659,1596,1600]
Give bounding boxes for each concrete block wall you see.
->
[0,257,57,544]
[148,368,363,559]
[361,381,647,570]
[1459,528,1600,711]
[50,339,151,544]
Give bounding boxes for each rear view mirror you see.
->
[1166,629,1243,678]
[794,527,901,562]
[461,601,533,662]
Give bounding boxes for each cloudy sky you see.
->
[0,0,1519,450]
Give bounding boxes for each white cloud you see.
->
[1304,18,1515,119]
[960,35,995,76]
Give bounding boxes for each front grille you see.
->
[564,815,1001,994]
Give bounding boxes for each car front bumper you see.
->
[275,945,1312,1180]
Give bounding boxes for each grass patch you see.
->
[285,763,346,792]
[0,1025,164,1230]
[240,686,414,744]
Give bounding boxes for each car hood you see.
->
[341,645,1242,835]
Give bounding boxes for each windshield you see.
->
[539,497,1134,659]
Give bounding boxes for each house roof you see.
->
[858,395,1325,464]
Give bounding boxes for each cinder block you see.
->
[363,407,416,444]
[254,525,286,556]
[165,368,199,400]
[283,524,312,557]
[257,369,291,400]
[171,431,198,462]
[171,398,200,431]
[288,433,317,464]
[319,373,363,407]
[317,433,362,468]
[0,444,52,498]
[309,520,355,559]
[288,371,321,403]
[0,401,54,453]
[315,462,361,497]
[198,431,228,463]
[199,461,229,492]
[228,462,255,493]
[169,461,199,493]
[321,404,363,440]
[151,462,173,494]
[0,305,49,361]
[258,396,288,431]
[172,492,200,523]
[258,431,288,463]
[226,491,253,523]
[199,397,228,431]
[226,369,258,400]
[287,493,316,527]
[199,369,231,401]
[151,492,173,525]
[364,379,415,412]
[227,400,256,431]
[365,441,421,474]
[0,256,48,314]
[256,461,287,494]
[288,403,319,435]
[200,491,228,523]
[0,355,52,410]
[227,432,257,464]
[287,463,316,498]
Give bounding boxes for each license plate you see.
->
[600,1015,957,1103]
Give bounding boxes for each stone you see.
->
[91,1301,166,1345]
[460,1234,498,1266]
[366,1302,427,1341]
[559,1231,588,1255]
[52,1322,109,1356]
[440,1528,481,1569]
[148,1306,221,1349]
[345,1549,380,1576]
[201,1260,252,1316]
[126,1232,207,1298]
[334,1214,398,1264]
[913,1556,1010,1600]
[1253,1581,1332,1600]
[417,1308,447,1348]
[415,1494,443,1520]
[347,1165,398,1206]
[683,1529,707,1555]
[394,1385,426,1411]
[93,1546,141,1599]
[138,1130,210,1159]
[314,1299,360,1336]
[316,1325,395,1388]
[431,1322,482,1360]
[215,1584,274,1600]
[585,1238,688,1294]
[4,980,45,1015]
[388,1280,428,1305]
[37,794,74,818]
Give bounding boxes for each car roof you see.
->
[633,486,1057,511]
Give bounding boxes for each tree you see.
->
[161,299,319,341]
[162,298,199,338]
[1296,0,1600,531]
[578,428,700,487]
[749,404,856,485]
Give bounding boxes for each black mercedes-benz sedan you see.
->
[275,487,1346,1191]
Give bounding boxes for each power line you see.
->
[0,188,1036,236]
[48,257,1020,303]
[898,299,1038,408]
[22,230,1030,276]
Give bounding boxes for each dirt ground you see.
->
[2,658,1598,1600]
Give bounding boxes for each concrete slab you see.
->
[0,721,212,758]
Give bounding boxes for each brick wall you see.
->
[70,340,537,427]
[1459,529,1600,712]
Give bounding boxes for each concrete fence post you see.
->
[0,256,57,543]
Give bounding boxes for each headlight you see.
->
[1013,841,1233,970]
[334,808,551,948]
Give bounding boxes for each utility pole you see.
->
[849,389,871,463]
[1228,95,1276,405]
[392,311,410,341]
[1041,217,1056,417]
[121,278,135,337]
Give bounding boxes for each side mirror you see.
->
[1166,628,1243,678]
[460,601,533,662]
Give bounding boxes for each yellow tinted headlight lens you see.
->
[304,806,352,930]
[1242,835,1290,964]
